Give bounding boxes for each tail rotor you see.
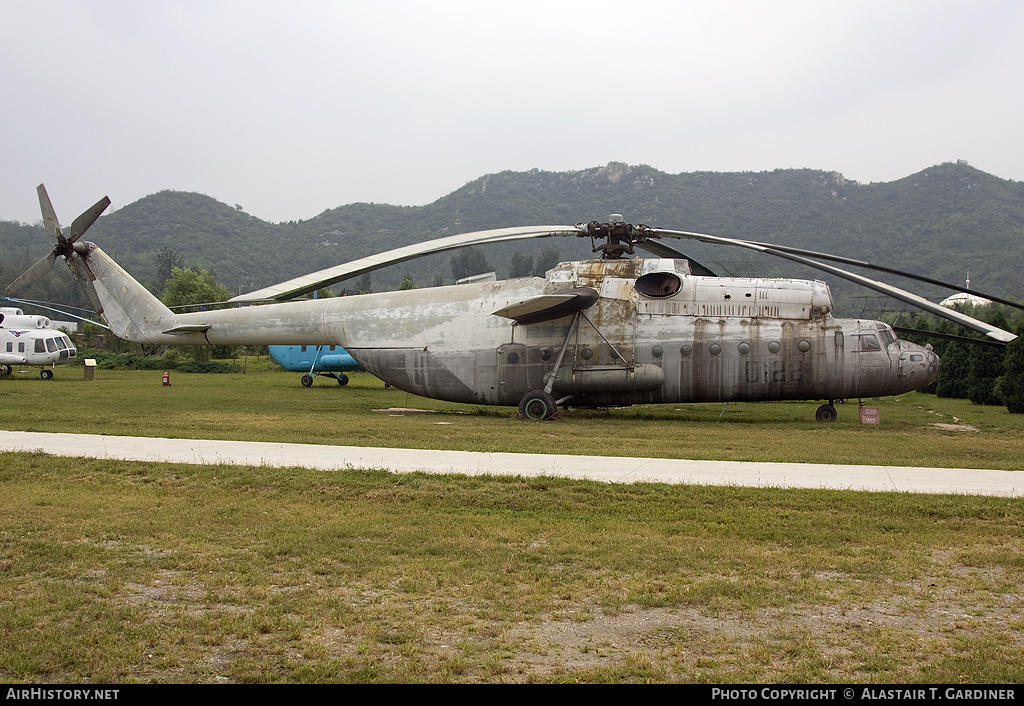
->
[5,184,110,296]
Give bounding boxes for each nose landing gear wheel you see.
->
[519,390,558,421]
[338,374,349,386]
[40,369,54,380]
[301,374,314,387]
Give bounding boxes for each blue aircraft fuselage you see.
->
[268,344,360,386]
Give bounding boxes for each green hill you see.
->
[2,162,1022,316]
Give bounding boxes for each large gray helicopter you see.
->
[9,185,1019,422]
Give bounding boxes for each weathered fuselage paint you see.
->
[334,259,938,406]
[70,243,939,408]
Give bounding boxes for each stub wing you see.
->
[161,324,213,334]
[492,287,599,325]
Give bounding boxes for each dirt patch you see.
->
[931,423,979,432]
[504,565,1022,680]
[372,408,437,415]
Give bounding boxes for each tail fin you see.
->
[13,185,176,345]
[69,242,177,344]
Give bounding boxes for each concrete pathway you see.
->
[1,430,1022,497]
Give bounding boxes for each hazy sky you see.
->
[3,0,1022,225]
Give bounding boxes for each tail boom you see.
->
[69,242,339,347]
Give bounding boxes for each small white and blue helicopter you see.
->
[268,344,360,387]
[0,306,77,379]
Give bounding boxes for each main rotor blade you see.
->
[1,296,103,317]
[652,228,1017,343]
[232,224,581,302]
[36,184,62,238]
[68,196,111,242]
[740,238,1023,312]
[634,240,718,276]
[760,246,1017,343]
[5,251,57,296]
[0,297,110,328]
[649,227,1023,312]
[892,327,1006,349]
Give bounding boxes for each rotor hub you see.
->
[577,217,652,259]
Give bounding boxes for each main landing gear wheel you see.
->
[40,369,54,380]
[338,374,349,386]
[301,374,314,387]
[519,390,558,421]
[815,403,837,423]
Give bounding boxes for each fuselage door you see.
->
[497,343,530,398]
[852,329,892,394]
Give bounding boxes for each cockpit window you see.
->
[860,334,881,352]
[54,337,67,350]
[45,338,58,353]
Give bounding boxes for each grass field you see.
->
[3,359,1024,468]
[1,362,1023,683]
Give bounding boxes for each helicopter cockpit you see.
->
[33,333,77,362]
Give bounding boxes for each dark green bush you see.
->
[72,349,239,373]
[176,360,242,374]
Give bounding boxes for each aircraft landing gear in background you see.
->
[519,390,558,421]
[0,364,11,376]
[301,372,350,387]
[815,402,838,423]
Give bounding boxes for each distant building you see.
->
[940,271,989,309]
[940,292,990,309]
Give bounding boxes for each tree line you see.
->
[900,305,1024,414]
